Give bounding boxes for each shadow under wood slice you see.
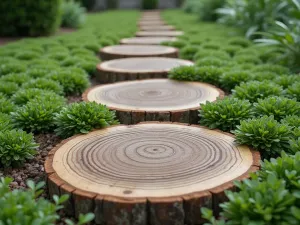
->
[146,111,171,122]
[171,110,190,123]
[149,197,185,225]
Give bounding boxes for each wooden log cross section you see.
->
[83,79,224,124]
[95,57,193,83]
[99,45,178,61]
[140,25,176,31]
[136,31,184,37]
[120,37,177,45]
[45,123,260,225]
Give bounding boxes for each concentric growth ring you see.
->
[95,57,193,84]
[83,79,224,124]
[45,123,260,225]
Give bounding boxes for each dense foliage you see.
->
[61,0,86,28]
[0,0,62,36]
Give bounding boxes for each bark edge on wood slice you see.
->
[45,122,260,225]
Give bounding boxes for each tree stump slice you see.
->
[83,79,224,124]
[95,57,193,84]
[120,37,177,45]
[99,45,178,61]
[140,25,176,31]
[45,123,260,225]
[136,31,184,37]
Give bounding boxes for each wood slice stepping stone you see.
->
[83,79,224,124]
[138,21,166,26]
[136,31,184,37]
[95,57,193,84]
[140,25,175,31]
[120,37,177,45]
[45,123,260,225]
[99,45,178,61]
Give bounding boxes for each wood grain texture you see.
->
[120,37,177,45]
[136,31,184,37]
[95,57,193,84]
[99,45,178,61]
[83,79,224,124]
[45,122,260,225]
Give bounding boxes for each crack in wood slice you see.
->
[120,37,177,45]
[83,79,224,124]
[136,31,184,37]
[45,123,260,225]
[99,45,178,61]
[95,57,193,84]
[140,25,176,31]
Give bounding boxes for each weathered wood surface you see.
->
[83,79,224,124]
[120,37,177,45]
[45,123,260,225]
[95,57,193,83]
[136,31,184,37]
[99,45,178,61]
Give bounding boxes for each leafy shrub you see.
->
[0,130,38,167]
[0,82,19,96]
[0,73,31,85]
[252,71,277,81]
[168,66,197,81]
[226,37,252,47]
[233,55,262,64]
[251,64,290,75]
[0,177,95,224]
[0,0,62,36]
[258,151,300,190]
[11,99,65,133]
[46,52,70,61]
[0,62,26,76]
[0,113,13,132]
[286,82,300,101]
[15,50,40,60]
[47,68,90,95]
[161,40,187,49]
[232,81,284,103]
[221,45,242,56]
[201,42,221,50]
[11,88,66,106]
[54,102,119,138]
[234,116,292,159]
[142,0,158,9]
[196,56,227,67]
[290,138,300,154]
[199,97,253,132]
[194,49,230,61]
[196,0,225,21]
[220,71,252,92]
[179,45,199,60]
[281,115,300,128]
[253,97,300,121]
[274,75,300,88]
[0,98,17,114]
[202,174,300,225]
[61,0,86,28]
[182,0,202,13]
[22,78,64,95]
[195,66,223,85]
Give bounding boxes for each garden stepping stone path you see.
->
[136,31,184,37]
[96,57,193,83]
[45,123,260,225]
[140,25,175,31]
[120,37,177,45]
[99,45,178,61]
[83,79,224,124]
[138,20,166,26]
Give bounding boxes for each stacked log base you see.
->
[96,57,193,84]
[83,79,224,124]
[99,45,178,61]
[45,123,260,225]
[120,37,177,45]
[136,31,184,37]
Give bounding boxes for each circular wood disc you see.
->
[45,123,260,224]
[96,57,193,84]
[99,45,178,61]
[120,37,177,45]
[140,25,175,31]
[138,21,166,26]
[83,79,224,124]
[136,31,184,37]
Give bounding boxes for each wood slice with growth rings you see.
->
[45,123,260,225]
[95,57,193,84]
[120,37,177,45]
[136,31,184,37]
[99,45,178,61]
[83,79,224,124]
